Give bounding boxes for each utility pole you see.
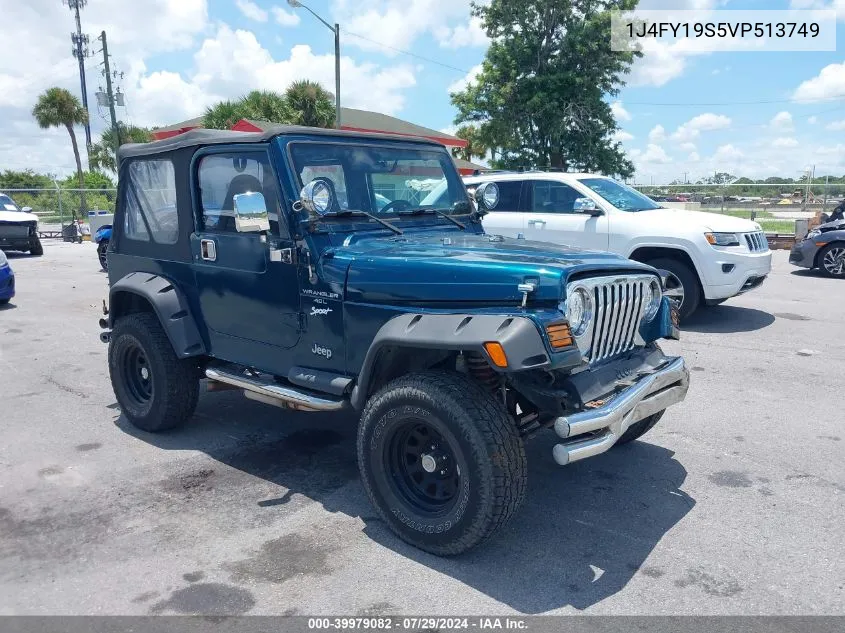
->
[98,31,120,154]
[65,0,92,154]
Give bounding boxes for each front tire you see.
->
[646,257,701,320]
[29,237,43,256]
[108,312,199,432]
[358,371,527,556]
[616,410,665,445]
[818,243,845,278]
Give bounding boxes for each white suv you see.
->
[466,172,772,319]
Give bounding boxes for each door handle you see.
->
[200,238,217,261]
[528,219,546,226]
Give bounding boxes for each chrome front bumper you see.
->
[552,356,689,465]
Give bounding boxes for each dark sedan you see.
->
[790,218,845,278]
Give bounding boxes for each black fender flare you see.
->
[349,313,552,410]
[109,272,205,358]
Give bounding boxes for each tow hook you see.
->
[99,331,111,344]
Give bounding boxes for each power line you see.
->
[343,30,471,74]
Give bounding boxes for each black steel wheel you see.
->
[386,420,461,515]
[358,370,526,556]
[108,312,199,432]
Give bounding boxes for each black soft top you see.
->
[118,125,444,161]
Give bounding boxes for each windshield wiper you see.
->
[332,210,403,235]
[396,207,466,230]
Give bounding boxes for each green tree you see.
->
[284,80,335,128]
[32,87,89,218]
[451,125,488,163]
[90,123,152,173]
[203,99,245,130]
[451,0,639,177]
[240,89,292,123]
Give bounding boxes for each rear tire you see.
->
[358,370,527,556]
[108,312,199,432]
[646,257,701,320]
[29,238,43,256]
[617,411,665,445]
[97,239,109,270]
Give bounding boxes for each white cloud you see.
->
[671,113,731,142]
[792,61,845,101]
[272,6,301,27]
[713,144,743,162]
[610,101,631,122]
[612,130,635,143]
[632,144,672,164]
[648,125,666,143]
[447,64,482,95]
[808,116,819,124]
[772,137,800,148]
[679,142,697,152]
[687,151,701,162]
[437,16,488,48]
[236,0,268,22]
[627,39,690,87]
[788,0,845,21]
[332,0,474,54]
[826,119,845,131]
[769,111,794,130]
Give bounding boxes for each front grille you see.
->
[744,231,768,252]
[0,221,35,239]
[567,275,654,365]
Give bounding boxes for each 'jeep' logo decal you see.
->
[312,343,332,359]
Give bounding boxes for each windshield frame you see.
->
[577,177,662,212]
[286,139,471,223]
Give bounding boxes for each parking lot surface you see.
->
[0,241,842,615]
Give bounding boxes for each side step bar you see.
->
[205,367,348,412]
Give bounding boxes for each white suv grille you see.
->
[745,231,768,252]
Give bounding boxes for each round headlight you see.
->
[566,286,592,336]
[474,181,500,210]
[0,250,7,267]
[301,179,334,216]
[643,278,662,321]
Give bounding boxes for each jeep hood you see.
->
[0,210,38,224]
[640,208,761,233]
[335,230,656,304]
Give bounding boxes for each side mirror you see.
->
[233,191,270,233]
[21,206,33,213]
[473,181,499,212]
[300,178,335,216]
[573,197,602,216]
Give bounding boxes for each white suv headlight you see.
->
[705,232,740,247]
[643,278,662,321]
[565,286,593,336]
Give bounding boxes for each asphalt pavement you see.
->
[0,241,842,615]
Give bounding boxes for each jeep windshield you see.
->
[578,177,662,212]
[289,142,470,224]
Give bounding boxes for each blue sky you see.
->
[1,0,843,182]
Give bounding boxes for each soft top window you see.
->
[123,159,179,244]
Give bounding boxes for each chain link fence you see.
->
[2,186,118,232]
[631,180,844,235]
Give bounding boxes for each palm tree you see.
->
[284,80,335,128]
[452,125,488,163]
[90,123,152,173]
[239,90,291,123]
[32,87,89,218]
[203,100,245,130]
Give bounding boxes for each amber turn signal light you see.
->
[545,322,574,349]
[483,342,509,368]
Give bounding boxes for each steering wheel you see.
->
[379,199,412,214]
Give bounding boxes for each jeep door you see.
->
[522,179,610,251]
[190,146,301,370]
